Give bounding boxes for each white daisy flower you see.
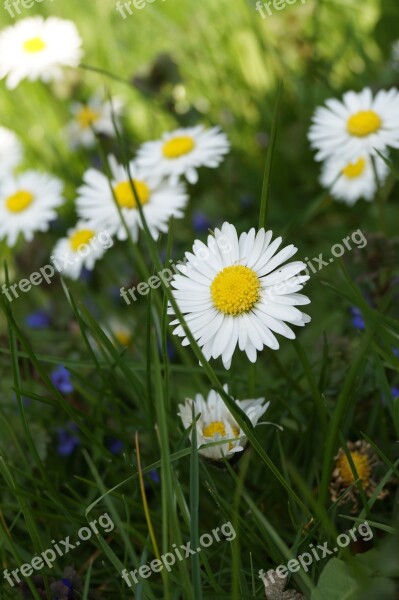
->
[0,127,23,178]
[76,155,189,241]
[65,95,123,149]
[178,385,269,461]
[0,171,64,247]
[0,16,83,90]
[168,222,311,369]
[136,125,230,185]
[320,153,389,205]
[51,222,113,280]
[308,87,399,161]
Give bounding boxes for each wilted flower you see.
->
[330,440,389,511]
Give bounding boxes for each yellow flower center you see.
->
[336,451,372,488]
[211,265,260,316]
[77,106,101,129]
[69,229,95,252]
[23,37,46,53]
[115,330,131,346]
[162,136,195,159]
[113,180,150,209]
[346,110,381,137]
[341,157,366,179]
[6,190,34,213]
[203,421,226,438]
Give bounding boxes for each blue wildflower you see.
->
[108,437,124,454]
[56,423,80,457]
[350,307,365,330]
[25,310,50,329]
[149,469,160,484]
[51,366,74,394]
[192,211,211,233]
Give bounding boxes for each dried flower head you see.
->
[330,440,389,512]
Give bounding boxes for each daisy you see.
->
[136,125,230,185]
[320,153,388,205]
[0,127,23,178]
[0,16,83,90]
[330,440,389,512]
[65,94,123,149]
[168,222,311,369]
[76,155,188,241]
[308,87,399,161]
[51,221,113,280]
[0,171,64,247]
[178,385,269,461]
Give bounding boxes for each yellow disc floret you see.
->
[341,157,366,179]
[6,190,34,213]
[203,421,226,438]
[211,265,260,316]
[113,180,150,209]
[77,106,101,129]
[69,229,95,252]
[23,37,46,53]
[162,136,195,159]
[336,450,372,488]
[347,110,381,137]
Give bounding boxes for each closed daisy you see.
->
[51,222,113,280]
[76,155,188,241]
[136,125,230,185]
[309,87,399,161]
[0,16,83,90]
[65,95,123,149]
[0,127,23,178]
[320,153,388,204]
[0,171,64,247]
[178,385,269,461]
[168,222,311,369]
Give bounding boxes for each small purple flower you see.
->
[391,387,399,399]
[392,348,399,359]
[108,437,124,454]
[79,266,93,283]
[26,310,50,329]
[149,469,160,484]
[350,307,365,331]
[192,211,211,233]
[56,423,80,457]
[51,366,74,394]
